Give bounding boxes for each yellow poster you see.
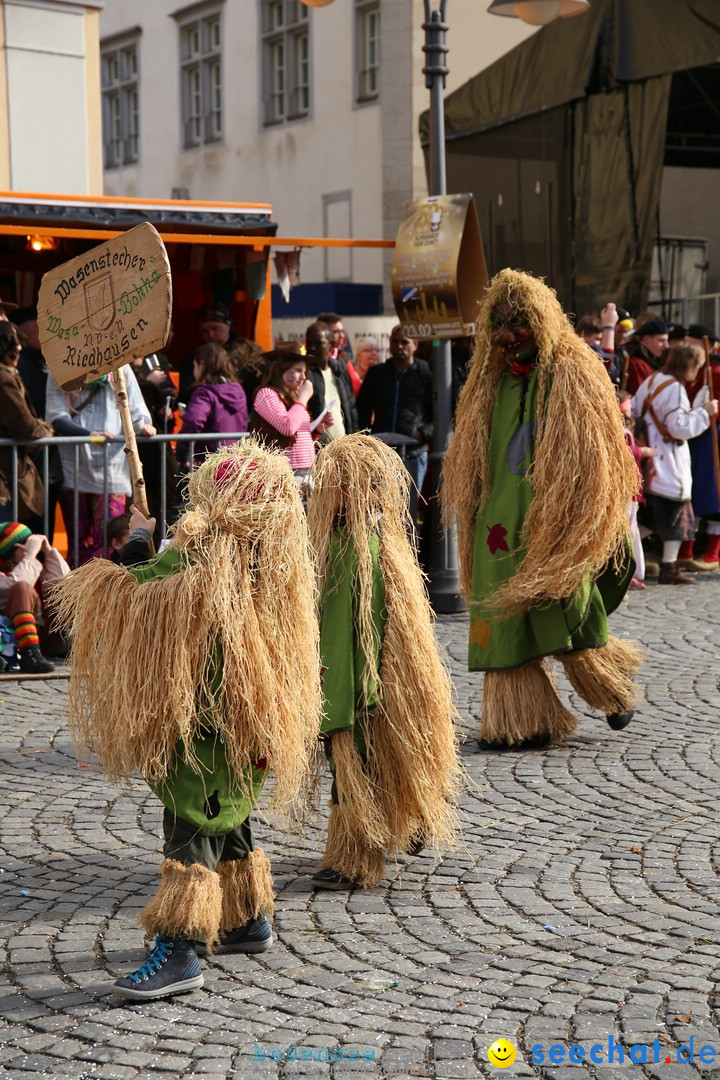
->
[391,193,487,340]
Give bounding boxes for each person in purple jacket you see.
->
[179,343,249,466]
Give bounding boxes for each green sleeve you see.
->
[319,530,386,737]
[126,546,184,584]
[319,532,357,736]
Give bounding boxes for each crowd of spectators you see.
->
[3,285,718,603]
[573,304,720,585]
[0,300,450,559]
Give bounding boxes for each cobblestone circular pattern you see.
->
[1,581,719,1078]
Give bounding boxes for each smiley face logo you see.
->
[488,1039,517,1068]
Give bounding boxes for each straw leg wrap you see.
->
[217,849,275,930]
[558,636,642,715]
[330,730,389,850]
[139,858,222,951]
[322,801,386,888]
[480,659,577,746]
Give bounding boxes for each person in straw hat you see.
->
[52,442,322,999]
[306,434,461,890]
[442,269,642,751]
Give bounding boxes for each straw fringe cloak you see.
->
[441,269,641,744]
[442,268,639,612]
[308,435,461,883]
[52,442,322,816]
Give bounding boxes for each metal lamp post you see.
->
[421,0,589,613]
[306,0,588,614]
[422,0,465,614]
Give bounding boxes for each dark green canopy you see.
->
[420,0,720,314]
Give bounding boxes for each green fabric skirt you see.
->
[468,368,633,671]
[150,734,267,836]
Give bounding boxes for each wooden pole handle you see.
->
[110,366,155,554]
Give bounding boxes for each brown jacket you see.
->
[0,365,53,519]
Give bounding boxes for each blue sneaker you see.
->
[112,935,203,1000]
[195,915,273,955]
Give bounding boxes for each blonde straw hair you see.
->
[442,268,638,611]
[308,434,461,852]
[52,441,321,814]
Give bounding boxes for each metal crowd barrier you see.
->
[0,432,249,568]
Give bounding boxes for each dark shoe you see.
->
[658,561,696,585]
[112,935,203,1000]
[477,733,551,751]
[476,737,512,751]
[43,632,71,658]
[195,916,273,956]
[311,867,358,891]
[19,646,55,674]
[407,834,425,857]
[514,733,552,750]
[0,655,8,674]
[607,710,634,731]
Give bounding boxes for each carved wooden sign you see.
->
[391,193,487,340]
[38,222,172,391]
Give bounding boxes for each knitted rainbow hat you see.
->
[0,522,31,559]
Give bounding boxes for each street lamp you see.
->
[421,0,588,612]
[487,0,590,24]
[422,0,465,614]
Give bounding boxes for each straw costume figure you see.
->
[53,443,321,999]
[307,434,461,889]
[442,269,642,750]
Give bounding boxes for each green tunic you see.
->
[469,367,632,672]
[127,546,267,834]
[319,528,386,756]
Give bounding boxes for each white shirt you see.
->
[45,369,151,495]
[632,372,709,500]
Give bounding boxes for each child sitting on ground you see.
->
[0,521,69,672]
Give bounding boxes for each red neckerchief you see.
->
[508,356,539,378]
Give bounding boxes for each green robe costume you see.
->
[469,367,633,672]
[319,528,386,759]
[127,546,267,834]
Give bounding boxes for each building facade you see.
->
[98,0,536,313]
[0,0,104,194]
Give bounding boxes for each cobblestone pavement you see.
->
[1,580,720,1080]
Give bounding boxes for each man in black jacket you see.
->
[304,321,358,439]
[356,326,433,521]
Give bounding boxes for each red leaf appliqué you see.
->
[486,523,509,555]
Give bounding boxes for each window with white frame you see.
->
[355,1,380,104]
[175,3,223,148]
[101,33,140,168]
[261,1,310,125]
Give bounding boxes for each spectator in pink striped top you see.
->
[250,351,334,473]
